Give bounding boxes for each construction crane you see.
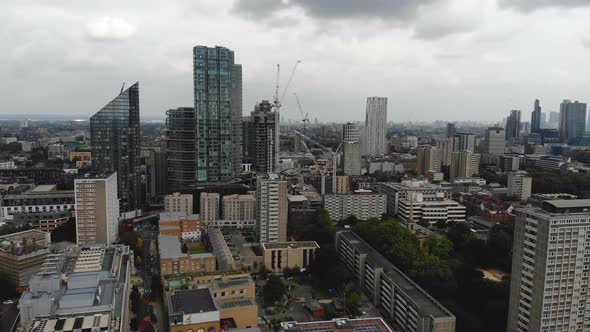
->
[294,130,342,194]
[273,60,302,113]
[293,93,310,136]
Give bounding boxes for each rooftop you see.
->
[280,318,393,332]
[338,231,454,319]
[262,241,320,250]
[169,288,217,314]
[159,234,213,259]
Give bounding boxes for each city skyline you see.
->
[3,1,590,122]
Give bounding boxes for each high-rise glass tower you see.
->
[193,46,242,183]
[90,82,141,213]
[166,107,196,190]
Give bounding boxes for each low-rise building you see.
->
[398,196,466,225]
[167,286,258,332]
[0,185,74,223]
[159,234,216,277]
[0,160,17,169]
[261,241,319,273]
[335,231,456,332]
[380,180,451,217]
[18,245,132,332]
[159,212,201,240]
[0,230,51,287]
[323,190,386,221]
[455,192,514,222]
[279,318,393,332]
[207,227,235,271]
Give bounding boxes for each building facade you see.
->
[450,150,480,180]
[483,127,505,155]
[507,171,532,201]
[531,99,542,133]
[397,196,466,225]
[262,241,319,272]
[507,200,590,332]
[222,194,255,221]
[342,142,362,176]
[505,110,521,141]
[165,192,194,215]
[365,97,388,156]
[559,99,587,143]
[250,100,279,173]
[323,190,387,221]
[159,234,216,276]
[194,46,242,183]
[416,145,441,175]
[74,173,119,245]
[200,192,220,222]
[90,82,141,214]
[336,231,456,332]
[380,181,451,217]
[0,230,51,287]
[166,107,197,190]
[256,174,288,243]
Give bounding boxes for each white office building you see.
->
[508,200,590,332]
[323,190,386,221]
[256,173,288,243]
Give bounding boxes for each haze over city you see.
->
[3,0,590,121]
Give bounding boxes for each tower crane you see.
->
[294,130,342,194]
[293,93,310,136]
[273,60,302,114]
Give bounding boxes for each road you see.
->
[135,226,163,331]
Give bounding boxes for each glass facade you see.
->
[90,82,141,213]
[193,46,242,183]
[166,107,196,190]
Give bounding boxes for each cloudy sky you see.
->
[2,0,590,122]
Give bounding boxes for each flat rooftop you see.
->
[338,231,454,319]
[262,241,320,250]
[159,234,213,259]
[280,318,393,332]
[170,288,217,314]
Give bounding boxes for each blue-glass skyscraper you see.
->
[193,46,242,183]
[90,82,141,213]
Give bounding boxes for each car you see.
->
[3,300,14,305]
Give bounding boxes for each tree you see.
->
[263,275,287,304]
[345,291,362,316]
[258,265,270,280]
[181,242,188,253]
[424,236,453,260]
[0,272,18,300]
[51,218,76,242]
[319,209,332,227]
[130,285,140,313]
[130,318,139,331]
[135,256,142,267]
[136,237,143,250]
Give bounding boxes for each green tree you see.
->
[424,236,453,260]
[345,291,362,316]
[319,209,332,227]
[135,256,142,267]
[263,275,287,304]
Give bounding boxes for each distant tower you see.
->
[559,99,587,143]
[505,110,521,141]
[365,97,388,156]
[446,123,456,138]
[531,99,541,133]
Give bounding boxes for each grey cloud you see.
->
[413,20,475,39]
[233,0,437,21]
[499,0,590,12]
